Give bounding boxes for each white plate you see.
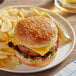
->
[0,6,75,73]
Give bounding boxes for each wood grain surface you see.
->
[0,0,76,76]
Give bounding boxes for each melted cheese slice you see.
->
[29,39,57,56]
[12,34,57,56]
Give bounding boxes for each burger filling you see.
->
[8,39,59,60]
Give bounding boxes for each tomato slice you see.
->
[56,38,59,51]
[18,45,40,56]
[18,45,25,52]
[25,51,40,56]
[57,38,59,48]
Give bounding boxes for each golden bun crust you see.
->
[14,16,58,48]
[15,51,56,67]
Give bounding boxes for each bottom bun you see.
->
[15,51,56,67]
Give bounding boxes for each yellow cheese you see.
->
[29,39,57,56]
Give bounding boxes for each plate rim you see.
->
[0,5,75,73]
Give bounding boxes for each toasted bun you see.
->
[15,51,56,67]
[14,16,58,48]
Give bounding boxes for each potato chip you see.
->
[9,16,18,22]
[40,12,48,17]
[57,26,71,45]
[0,31,8,41]
[0,48,15,56]
[30,8,40,16]
[0,10,9,18]
[0,56,20,69]
[0,55,8,59]
[1,18,12,32]
[20,9,26,17]
[0,42,9,49]
[0,62,7,68]
[0,19,2,25]
[18,9,26,18]
[18,10,24,18]
[0,7,27,33]
[7,8,19,16]
[21,9,26,13]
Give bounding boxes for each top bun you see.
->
[14,16,58,48]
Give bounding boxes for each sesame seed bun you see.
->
[14,16,58,48]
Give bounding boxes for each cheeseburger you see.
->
[8,16,59,67]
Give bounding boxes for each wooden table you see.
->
[0,0,76,76]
